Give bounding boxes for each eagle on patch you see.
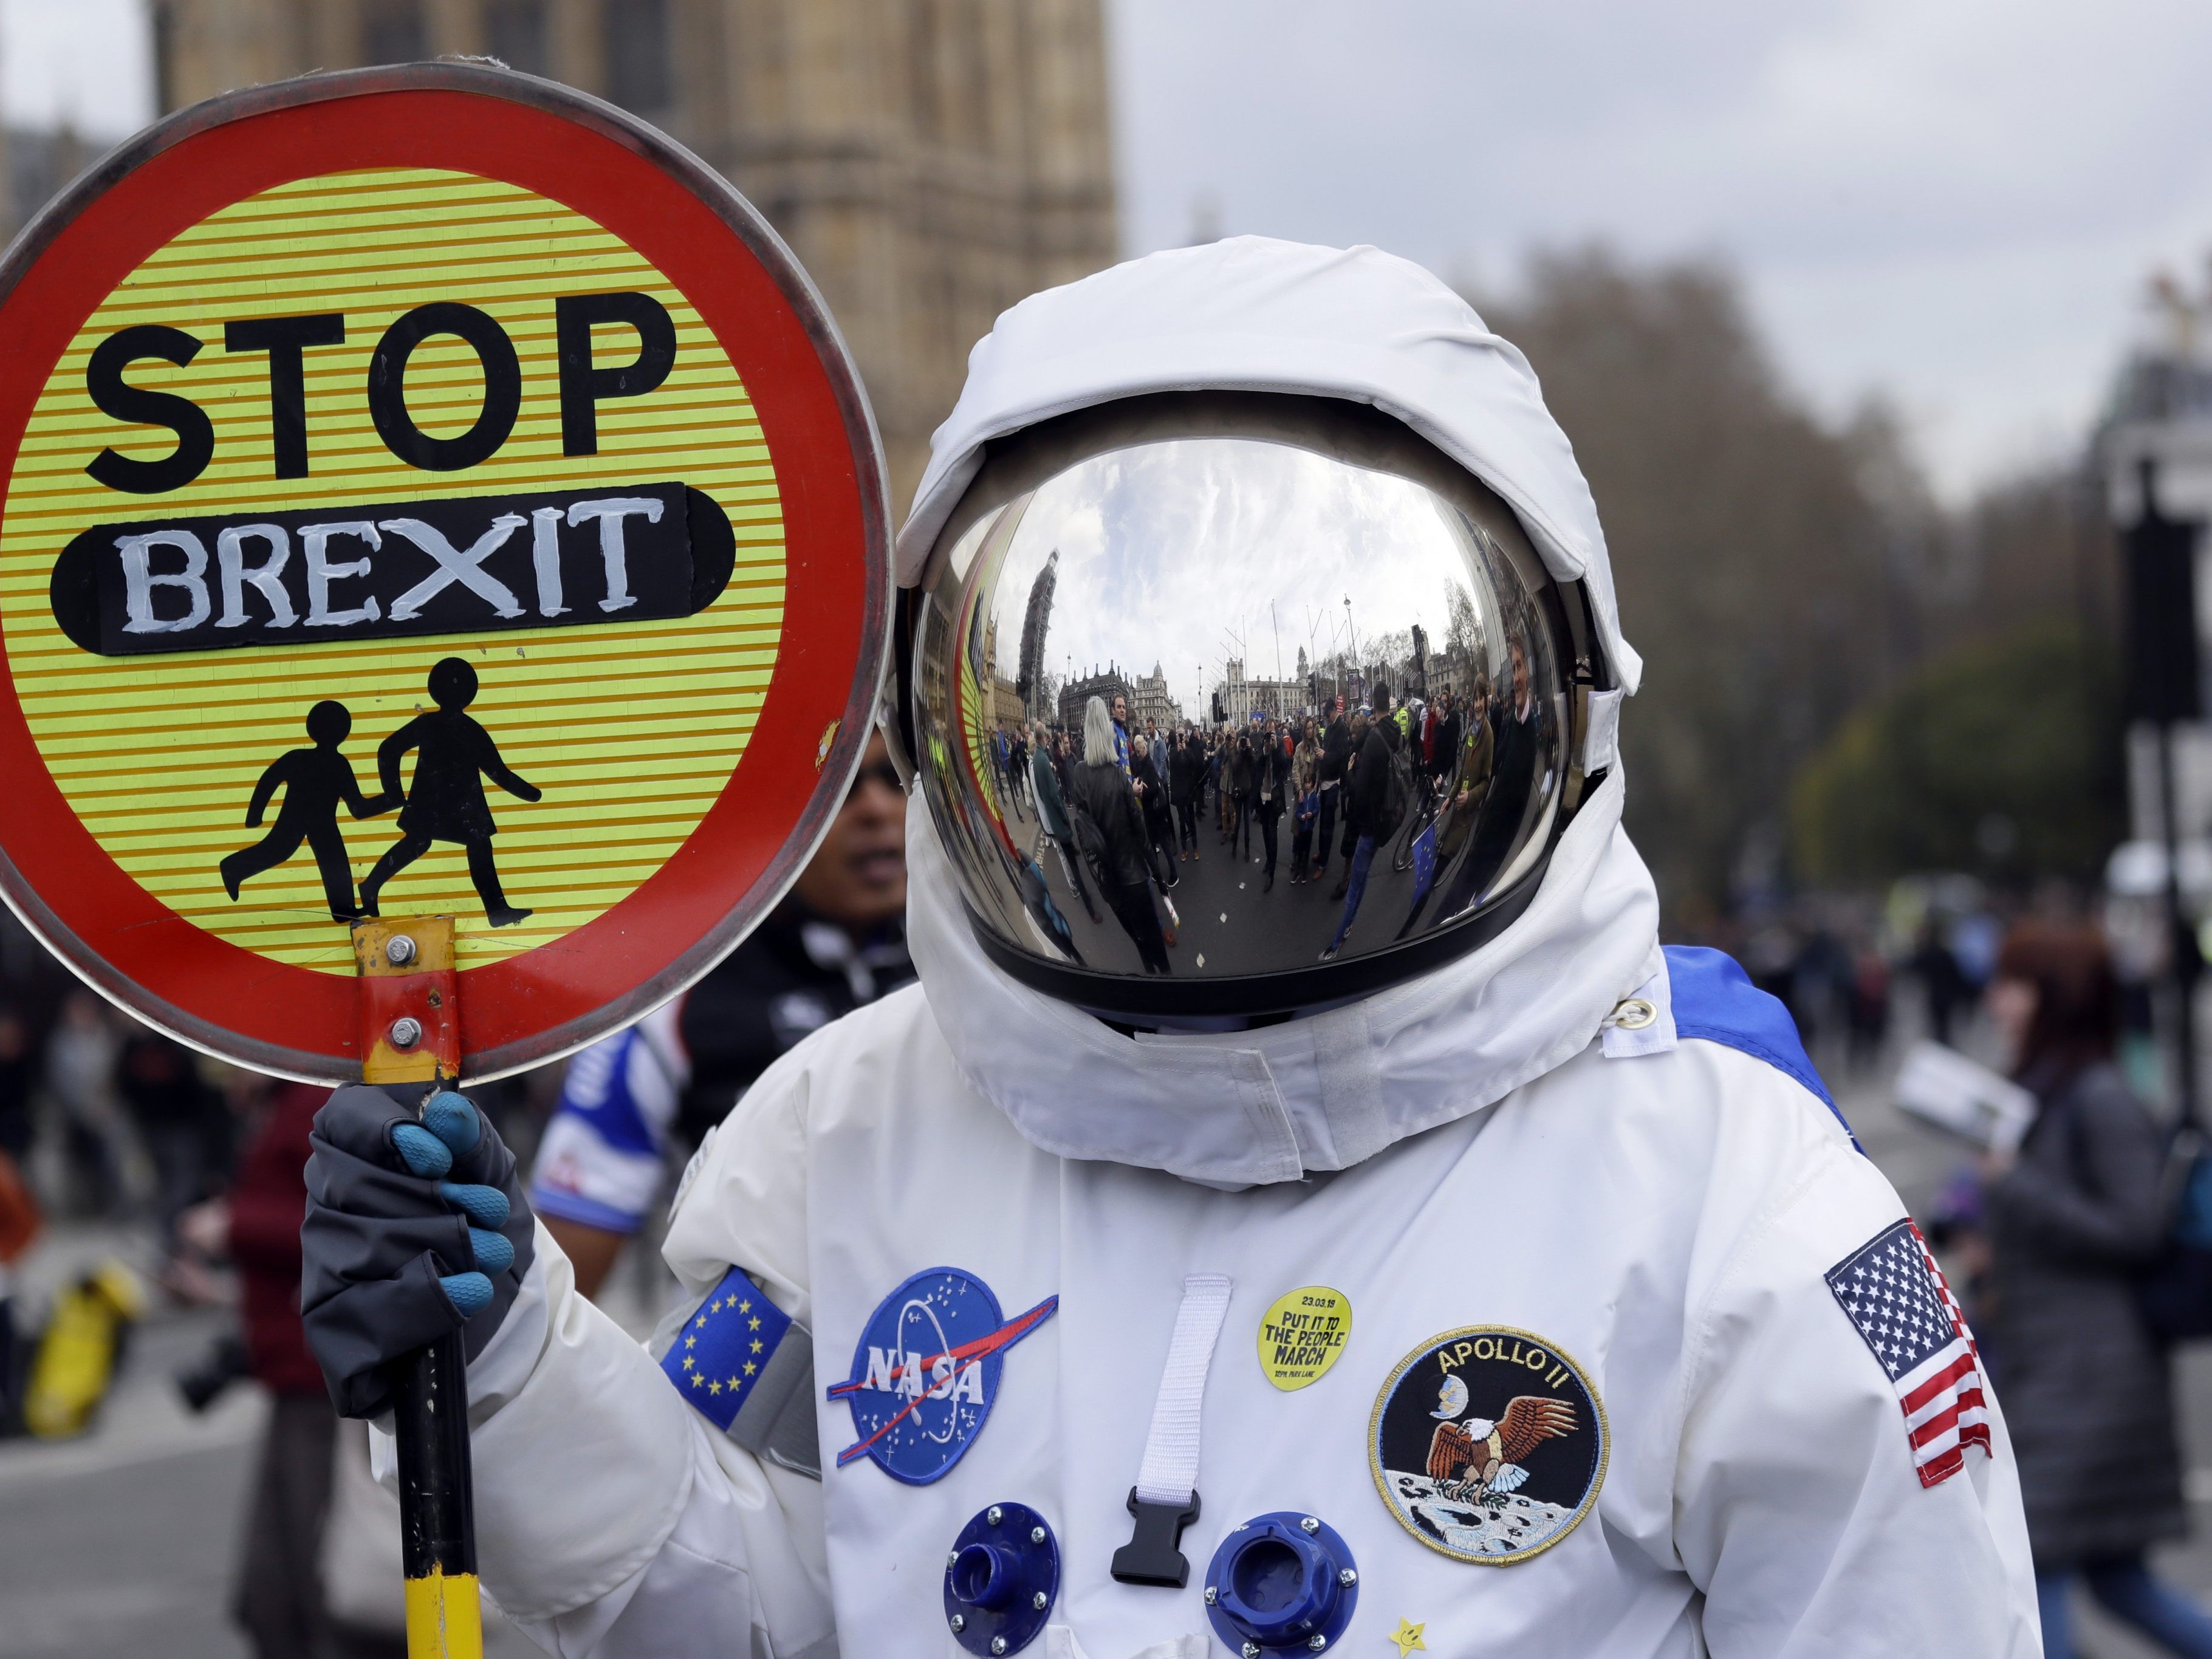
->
[1426,1395,1578,1499]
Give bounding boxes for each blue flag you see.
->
[660,1265,794,1434]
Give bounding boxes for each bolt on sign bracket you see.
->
[352,917,459,1084]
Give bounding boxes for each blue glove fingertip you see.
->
[438,1181,510,1230]
[391,1122,453,1178]
[440,1271,495,1318]
[467,1226,515,1276]
[423,1092,481,1155]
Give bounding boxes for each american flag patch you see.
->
[1826,1219,1991,1488]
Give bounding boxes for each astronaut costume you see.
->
[303,237,2039,1658]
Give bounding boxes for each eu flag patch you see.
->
[661,1265,793,1435]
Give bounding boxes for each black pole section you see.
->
[393,1329,482,1656]
[2125,456,2205,1129]
[2160,722,2202,1128]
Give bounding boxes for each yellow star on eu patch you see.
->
[748,1316,761,1331]
[710,1299,724,1313]
[739,1299,752,1313]
[694,1315,707,1329]
[681,1356,693,1370]
[684,1335,696,1349]
[708,1380,723,1395]
[1389,1620,1426,1657]
[750,1338,763,1354]
[727,1377,741,1391]
[689,1372,704,1387]
[743,1361,757,1376]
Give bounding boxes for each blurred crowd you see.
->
[7,769,2212,1656]
[997,668,1544,971]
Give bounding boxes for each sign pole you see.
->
[355,917,481,1658]
[392,1332,481,1659]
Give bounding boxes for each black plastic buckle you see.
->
[1109,1486,1200,1588]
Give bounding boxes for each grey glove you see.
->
[302,1085,535,1418]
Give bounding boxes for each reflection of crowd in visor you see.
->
[965,624,1555,977]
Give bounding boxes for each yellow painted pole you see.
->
[354,918,482,1659]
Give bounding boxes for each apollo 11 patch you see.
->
[1369,1326,1608,1565]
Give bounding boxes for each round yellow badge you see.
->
[1258,1285,1354,1390]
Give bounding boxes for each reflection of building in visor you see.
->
[912,395,1611,1021]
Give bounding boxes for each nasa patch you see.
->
[826,1267,1058,1484]
[1369,1325,1607,1565]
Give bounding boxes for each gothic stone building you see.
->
[148,0,1117,506]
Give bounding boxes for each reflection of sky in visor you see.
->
[993,440,1478,715]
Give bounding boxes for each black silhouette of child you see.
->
[360,657,543,927]
[220,700,385,922]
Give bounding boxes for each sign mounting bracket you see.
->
[352,916,460,1084]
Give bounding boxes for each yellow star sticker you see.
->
[743,1361,757,1376]
[1389,1621,1426,1657]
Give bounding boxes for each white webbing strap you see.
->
[1132,1273,1234,1506]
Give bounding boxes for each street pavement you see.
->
[7,1016,2212,1655]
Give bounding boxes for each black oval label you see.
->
[48,479,733,656]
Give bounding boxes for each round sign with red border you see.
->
[0,65,890,1081]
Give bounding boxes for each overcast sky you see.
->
[13,0,2212,502]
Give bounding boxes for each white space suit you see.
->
[395,238,2039,1658]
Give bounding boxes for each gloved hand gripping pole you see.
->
[353,917,483,1659]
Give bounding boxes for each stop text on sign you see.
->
[86,290,676,492]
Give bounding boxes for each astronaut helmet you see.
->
[892,239,1632,1024]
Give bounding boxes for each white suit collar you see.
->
[903,767,1660,1189]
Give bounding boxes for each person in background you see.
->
[1227,729,1255,860]
[43,992,123,1217]
[1030,722,1100,923]
[1313,693,1352,883]
[1005,723,1030,818]
[116,1030,228,1284]
[1917,918,1973,1047]
[1129,734,1177,890]
[1289,716,1322,885]
[1109,693,1133,776]
[1252,716,1290,891]
[0,1008,32,1177]
[1322,703,1391,957]
[181,1078,406,1659]
[0,1007,34,1437]
[530,734,913,1299]
[1978,920,2212,1659]
[1168,729,1204,861]
[1069,696,1169,974]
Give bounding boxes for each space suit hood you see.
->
[899,234,1641,692]
[899,236,1659,1186]
[905,768,1661,1188]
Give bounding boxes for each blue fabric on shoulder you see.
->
[1663,945,1860,1151]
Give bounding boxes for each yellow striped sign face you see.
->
[1,165,784,974]
[0,70,888,1080]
